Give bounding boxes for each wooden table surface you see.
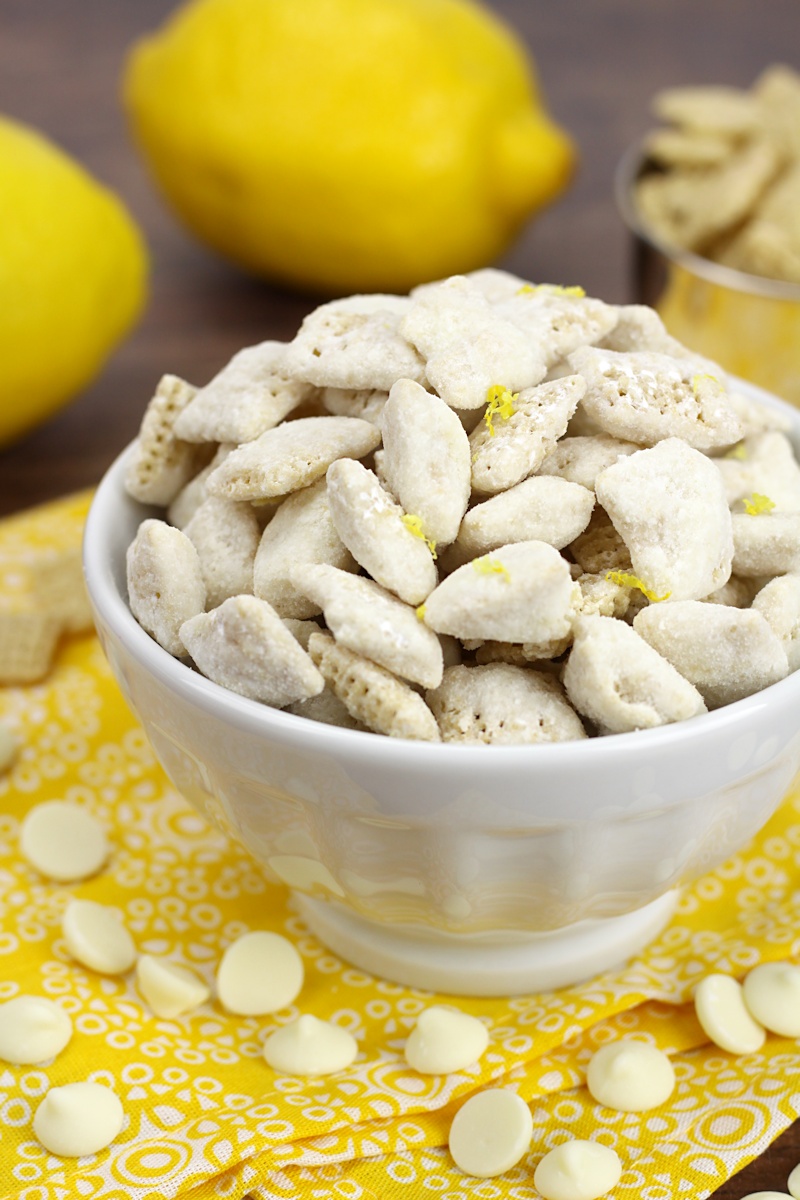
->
[2,2,800,1195]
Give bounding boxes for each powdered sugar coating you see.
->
[456,476,594,559]
[538,434,639,491]
[716,432,800,511]
[595,438,734,601]
[184,496,260,608]
[126,519,206,656]
[428,663,586,744]
[494,289,619,367]
[731,512,800,576]
[564,615,708,733]
[180,595,324,707]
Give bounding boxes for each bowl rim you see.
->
[615,138,800,303]
[84,389,800,771]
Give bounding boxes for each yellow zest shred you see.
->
[516,283,585,297]
[401,513,437,558]
[484,384,517,437]
[742,493,775,515]
[605,569,671,603]
[725,443,748,460]
[415,604,427,622]
[691,372,720,395]
[473,555,511,583]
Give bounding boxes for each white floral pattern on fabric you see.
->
[0,493,798,1200]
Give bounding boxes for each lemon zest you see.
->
[401,513,437,558]
[416,604,427,622]
[484,384,517,437]
[742,493,775,515]
[691,372,719,396]
[605,569,671,603]
[473,555,511,583]
[517,283,585,297]
[725,443,748,460]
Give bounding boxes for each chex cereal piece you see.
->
[469,375,585,494]
[413,268,531,305]
[422,540,578,644]
[752,574,800,671]
[180,595,324,706]
[474,630,573,662]
[320,387,388,427]
[125,375,211,505]
[0,611,61,685]
[206,415,381,502]
[308,632,440,741]
[644,128,736,168]
[569,509,632,575]
[718,218,800,285]
[494,288,619,367]
[400,275,547,409]
[595,438,734,601]
[326,459,438,605]
[427,663,586,744]
[597,305,719,370]
[456,476,594,559]
[284,294,425,390]
[292,563,443,688]
[167,444,236,529]
[570,347,742,450]
[381,379,471,547]
[725,392,792,439]
[537,433,639,490]
[29,547,93,635]
[286,687,369,731]
[731,511,800,576]
[702,575,757,608]
[254,479,357,619]
[653,85,761,136]
[183,496,260,608]
[126,519,206,656]
[574,571,634,620]
[173,341,313,444]
[716,432,800,511]
[634,138,781,252]
[634,601,788,708]
[754,64,800,158]
[281,618,321,650]
[564,615,707,733]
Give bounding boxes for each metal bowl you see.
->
[616,141,800,406]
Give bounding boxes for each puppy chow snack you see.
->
[634,66,800,283]
[124,274,800,742]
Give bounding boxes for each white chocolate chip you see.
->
[62,899,137,976]
[263,1013,358,1075]
[448,1089,533,1178]
[0,996,72,1064]
[534,1140,623,1200]
[404,1005,489,1075]
[694,973,766,1054]
[20,800,108,883]
[135,955,210,1020]
[33,1082,124,1158]
[585,1039,675,1112]
[742,961,800,1037]
[216,930,304,1016]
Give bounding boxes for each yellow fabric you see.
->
[0,492,799,1200]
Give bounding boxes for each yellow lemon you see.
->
[0,116,147,449]
[124,0,574,294]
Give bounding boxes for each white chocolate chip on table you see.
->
[62,899,137,976]
[216,930,304,1016]
[20,799,109,883]
[534,1139,623,1200]
[136,954,210,1020]
[586,1038,675,1112]
[448,1088,533,1178]
[694,973,766,1054]
[0,995,72,1064]
[34,1081,124,1158]
[404,1005,489,1075]
[742,961,800,1037]
[263,1014,358,1076]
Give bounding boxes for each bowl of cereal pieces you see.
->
[84,270,800,997]
[617,64,800,406]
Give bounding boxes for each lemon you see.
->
[0,116,147,449]
[124,0,574,295]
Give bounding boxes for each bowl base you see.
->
[296,890,678,996]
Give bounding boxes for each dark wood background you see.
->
[2,3,800,1194]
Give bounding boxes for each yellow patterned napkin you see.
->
[1,494,799,1200]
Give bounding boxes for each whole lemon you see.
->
[0,116,147,449]
[124,0,574,294]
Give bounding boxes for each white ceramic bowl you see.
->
[84,381,800,996]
